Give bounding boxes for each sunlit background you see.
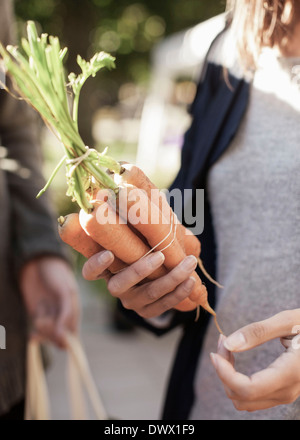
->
[13,0,225,420]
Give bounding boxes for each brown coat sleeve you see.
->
[0,0,67,269]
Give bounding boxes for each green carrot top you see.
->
[0,20,122,212]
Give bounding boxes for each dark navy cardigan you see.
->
[119,28,251,420]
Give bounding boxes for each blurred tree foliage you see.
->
[14,0,225,145]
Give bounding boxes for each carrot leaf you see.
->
[0,21,120,212]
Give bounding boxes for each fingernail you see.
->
[210,352,218,369]
[149,252,165,267]
[98,251,113,264]
[224,332,246,351]
[183,276,196,292]
[217,333,226,351]
[181,255,197,271]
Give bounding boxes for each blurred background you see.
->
[14,0,225,420]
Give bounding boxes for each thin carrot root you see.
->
[202,302,224,335]
[195,306,200,322]
[197,258,224,289]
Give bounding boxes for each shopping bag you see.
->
[24,332,108,420]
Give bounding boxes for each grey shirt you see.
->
[190,49,300,420]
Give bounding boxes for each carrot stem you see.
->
[0,21,118,212]
[36,155,67,199]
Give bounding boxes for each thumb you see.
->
[224,309,300,352]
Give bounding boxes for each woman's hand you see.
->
[20,256,80,348]
[210,309,300,412]
[82,250,198,318]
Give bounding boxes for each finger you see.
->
[211,350,299,403]
[136,276,196,318]
[223,309,300,352]
[55,292,78,342]
[68,294,81,334]
[29,329,45,344]
[280,337,293,349]
[280,333,300,350]
[232,398,282,412]
[217,334,235,366]
[33,317,64,348]
[34,299,59,320]
[211,353,270,402]
[107,251,166,296]
[118,255,198,309]
[143,255,198,298]
[82,250,114,281]
[213,338,235,402]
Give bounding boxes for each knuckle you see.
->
[248,323,267,341]
[120,298,131,310]
[283,390,298,404]
[131,263,147,279]
[233,400,244,411]
[232,383,255,402]
[173,286,190,303]
[181,277,196,294]
[139,308,152,320]
[233,400,254,412]
[225,388,236,400]
[159,296,172,312]
[169,268,186,286]
[107,277,122,296]
[144,284,159,302]
[82,259,94,279]
[239,387,254,401]
[239,381,258,401]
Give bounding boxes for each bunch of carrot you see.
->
[58,163,222,332]
[0,22,222,332]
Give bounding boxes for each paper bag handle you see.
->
[25,333,108,420]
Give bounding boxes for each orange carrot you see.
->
[114,184,214,315]
[114,163,203,258]
[184,228,201,257]
[81,167,220,329]
[78,193,200,313]
[58,213,126,274]
[115,163,223,291]
[114,163,186,249]
[58,213,102,258]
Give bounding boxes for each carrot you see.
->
[114,163,202,256]
[57,213,127,274]
[79,193,200,313]
[114,163,223,289]
[58,213,102,258]
[114,185,216,315]
[184,228,201,258]
[113,163,186,250]
[61,171,220,326]
[79,199,167,281]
